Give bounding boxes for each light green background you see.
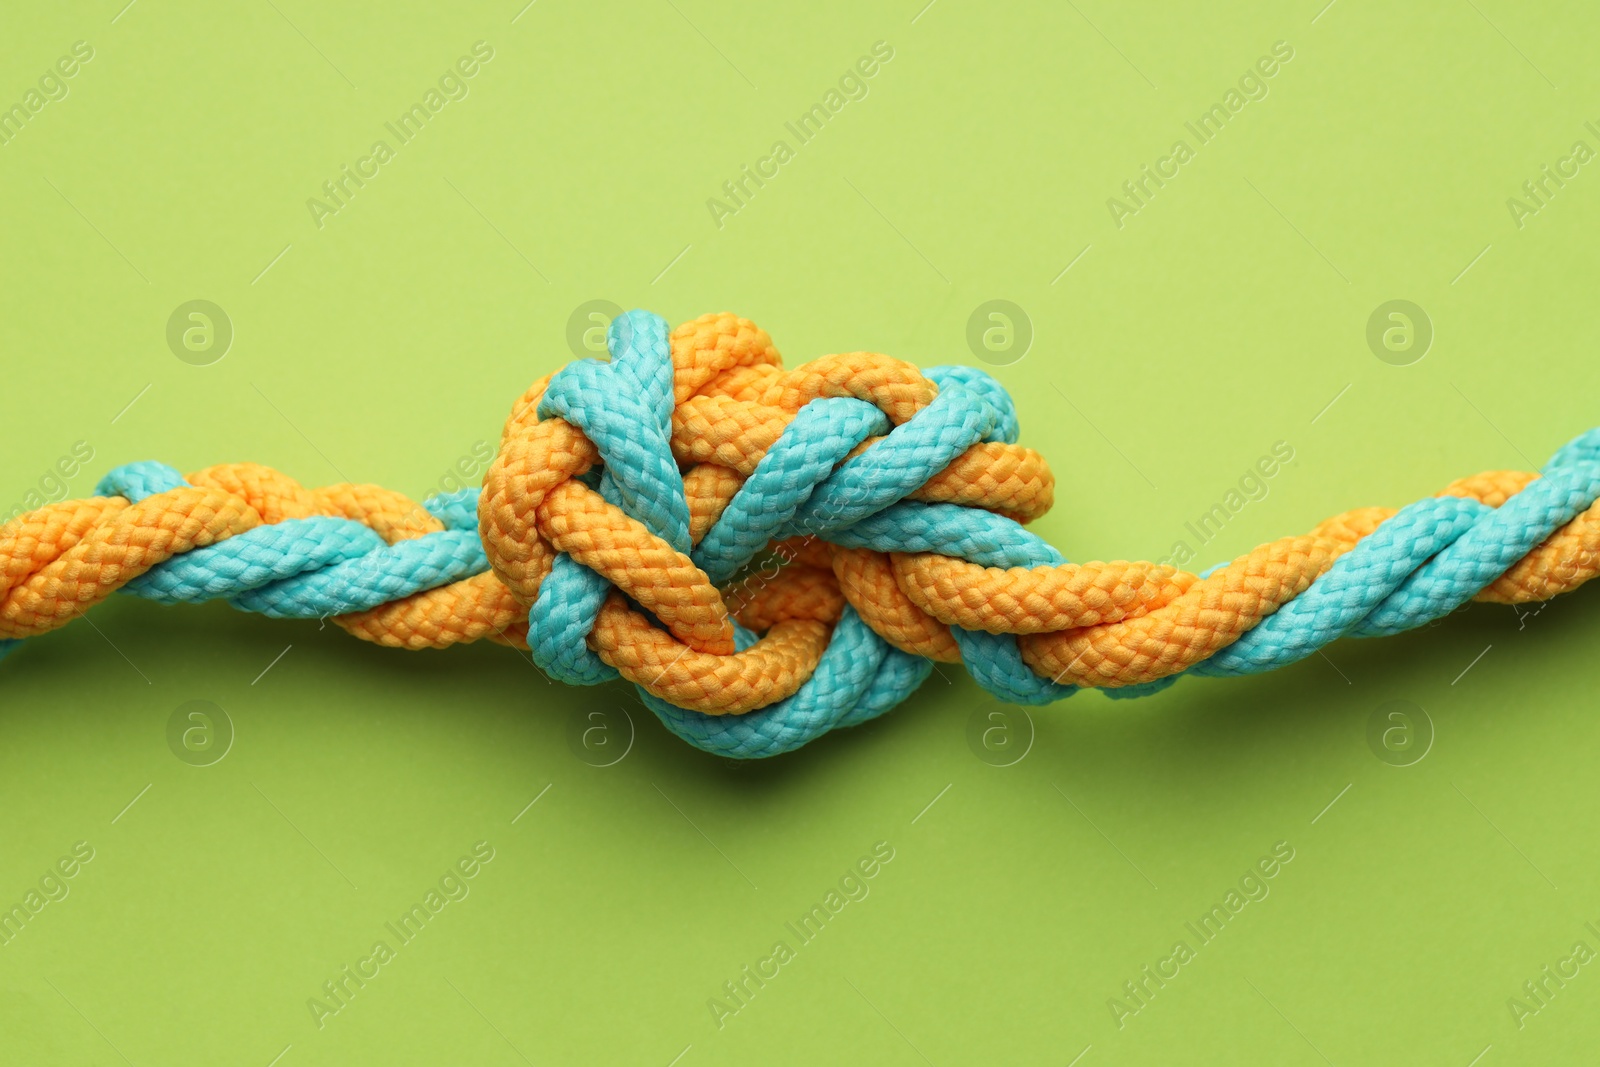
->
[3,1,1600,1063]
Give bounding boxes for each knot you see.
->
[479,310,1052,755]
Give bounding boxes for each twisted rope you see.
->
[4,309,1597,758]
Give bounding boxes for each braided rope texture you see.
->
[4,309,1599,758]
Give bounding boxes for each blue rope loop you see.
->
[512,310,1051,753]
[19,312,1598,758]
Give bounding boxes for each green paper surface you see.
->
[3,2,1600,1062]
